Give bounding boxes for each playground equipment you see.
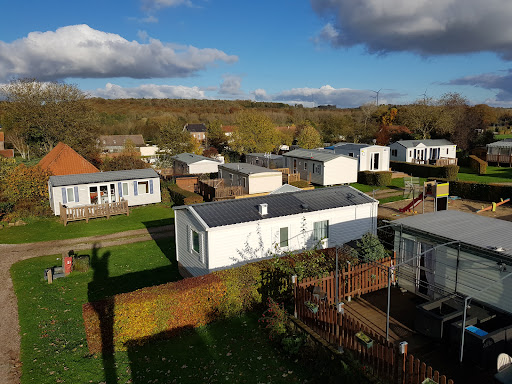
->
[476,198,510,213]
[399,179,449,213]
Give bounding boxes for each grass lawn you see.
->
[0,203,173,244]
[457,166,512,184]
[12,239,316,384]
[350,177,406,193]
[494,134,512,140]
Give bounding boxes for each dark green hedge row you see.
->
[357,171,393,186]
[428,178,512,202]
[469,155,487,175]
[168,183,204,205]
[390,161,459,181]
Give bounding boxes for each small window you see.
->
[242,177,247,188]
[279,227,288,247]
[122,182,129,196]
[409,150,412,157]
[313,220,329,242]
[66,187,75,203]
[446,148,449,154]
[315,164,322,174]
[348,152,354,157]
[391,149,397,157]
[304,161,308,170]
[138,181,149,194]
[192,230,200,253]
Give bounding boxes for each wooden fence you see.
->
[435,157,458,166]
[295,287,454,384]
[59,200,129,226]
[298,256,394,303]
[197,179,244,201]
[275,168,301,184]
[486,153,512,166]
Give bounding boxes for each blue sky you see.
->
[1,0,512,108]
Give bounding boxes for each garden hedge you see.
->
[390,161,459,181]
[427,178,512,202]
[469,155,487,175]
[357,171,392,186]
[167,183,203,205]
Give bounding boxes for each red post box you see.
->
[64,256,73,275]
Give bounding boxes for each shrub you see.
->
[390,161,459,181]
[259,297,289,341]
[427,178,512,202]
[167,183,203,205]
[357,171,392,186]
[290,180,310,188]
[469,155,487,175]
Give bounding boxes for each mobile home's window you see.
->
[192,230,200,253]
[313,220,329,241]
[66,187,75,202]
[279,227,289,247]
[242,177,247,188]
[138,181,149,194]
[391,149,397,157]
[304,161,308,170]
[122,182,129,196]
[315,164,322,174]
[348,152,354,157]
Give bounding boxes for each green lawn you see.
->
[0,203,173,244]
[11,239,316,384]
[457,166,512,184]
[350,177,406,193]
[494,134,512,140]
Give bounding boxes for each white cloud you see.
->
[311,0,512,59]
[91,83,206,99]
[252,88,267,101]
[218,74,244,96]
[0,24,237,82]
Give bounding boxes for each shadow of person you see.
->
[87,243,117,384]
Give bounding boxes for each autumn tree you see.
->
[207,120,227,151]
[296,125,322,149]
[157,117,195,156]
[319,114,355,143]
[100,139,149,171]
[230,111,279,154]
[0,78,100,160]
[3,164,51,210]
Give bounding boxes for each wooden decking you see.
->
[344,296,414,343]
[59,200,129,226]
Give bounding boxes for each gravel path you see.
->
[0,225,174,384]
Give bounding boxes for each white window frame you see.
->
[66,187,75,203]
[279,227,289,248]
[192,229,200,254]
[137,180,149,194]
[313,220,329,242]
[122,182,129,196]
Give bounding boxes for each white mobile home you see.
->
[172,153,222,175]
[218,163,282,195]
[389,139,456,164]
[392,211,512,313]
[245,153,284,169]
[48,168,161,215]
[325,143,390,172]
[283,148,358,186]
[174,185,378,276]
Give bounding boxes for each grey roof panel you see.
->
[393,211,512,258]
[178,185,375,228]
[394,139,454,148]
[220,163,281,175]
[487,140,512,148]
[269,184,303,194]
[246,153,283,160]
[172,153,219,164]
[49,168,158,187]
[283,148,353,162]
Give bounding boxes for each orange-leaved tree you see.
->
[3,164,51,206]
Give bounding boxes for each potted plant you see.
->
[305,301,319,314]
[355,331,373,348]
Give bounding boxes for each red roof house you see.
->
[39,142,99,176]
[0,132,14,158]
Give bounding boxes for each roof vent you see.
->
[301,203,310,211]
[258,203,268,216]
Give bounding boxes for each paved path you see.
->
[0,225,174,384]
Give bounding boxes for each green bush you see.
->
[290,180,310,188]
[390,161,459,181]
[167,183,203,205]
[357,171,392,186]
[427,178,512,202]
[469,155,488,175]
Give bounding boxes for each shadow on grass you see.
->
[88,244,117,384]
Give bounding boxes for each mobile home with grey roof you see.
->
[48,168,161,215]
[283,148,358,186]
[173,185,378,277]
